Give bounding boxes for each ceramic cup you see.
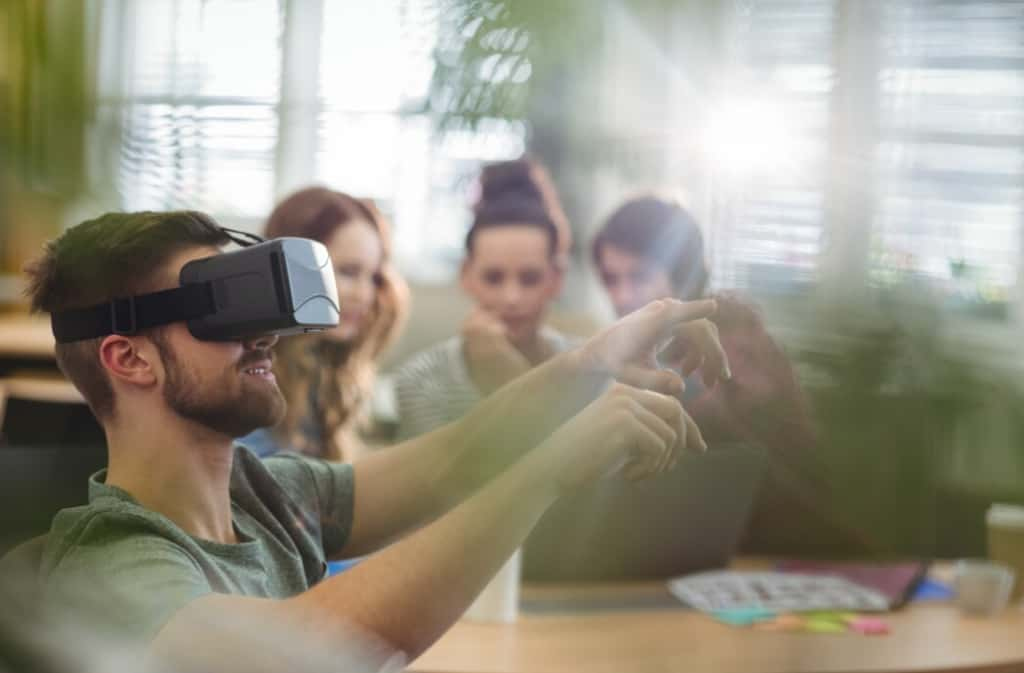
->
[954,559,1015,616]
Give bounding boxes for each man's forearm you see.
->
[306,374,686,657]
[345,350,606,557]
[162,448,561,663]
[437,349,607,501]
[293,445,560,658]
[347,301,725,554]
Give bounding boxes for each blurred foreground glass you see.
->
[987,504,1024,603]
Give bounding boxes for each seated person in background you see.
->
[592,195,873,555]
[10,210,728,666]
[394,158,575,439]
[238,188,408,461]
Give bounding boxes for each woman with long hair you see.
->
[239,187,408,461]
[393,158,572,440]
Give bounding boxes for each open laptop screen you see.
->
[523,444,767,581]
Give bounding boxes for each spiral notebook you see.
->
[668,562,929,614]
[774,560,929,610]
[669,571,892,613]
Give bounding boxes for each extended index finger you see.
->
[646,299,718,347]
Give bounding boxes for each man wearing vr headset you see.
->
[15,210,729,667]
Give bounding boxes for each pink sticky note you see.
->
[849,616,889,635]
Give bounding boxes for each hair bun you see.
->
[470,158,572,257]
[475,159,546,214]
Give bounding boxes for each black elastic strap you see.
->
[51,282,216,343]
[219,227,264,248]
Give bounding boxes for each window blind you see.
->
[872,0,1024,318]
[313,0,523,269]
[109,0,283,218]
[711,0,837,296]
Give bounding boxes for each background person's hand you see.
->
[461,305,509,343]
[461,307,531,394]
[535,382,706,495]
[573,299,731,395]
[657,317,732,388]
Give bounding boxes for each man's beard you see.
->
[155,336,286,438]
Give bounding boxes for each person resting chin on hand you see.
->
[394,158,575,440]
[460,306,534,396]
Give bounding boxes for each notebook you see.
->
[774,560,929,609]
[668,571,892,613]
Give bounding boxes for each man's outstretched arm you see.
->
[153,383,693,666]
[340,299,729,557]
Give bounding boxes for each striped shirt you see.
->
[393,327,572,440]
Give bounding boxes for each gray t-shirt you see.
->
[35,447,354,642]
[394,327,574,440]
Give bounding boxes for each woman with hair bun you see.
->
[393,158,573,440]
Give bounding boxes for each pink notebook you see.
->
[775,561,929,609]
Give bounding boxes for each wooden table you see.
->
[410,579,1024,673]
[0,315,55,360]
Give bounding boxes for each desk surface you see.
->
[0,315,54,359]
[410,579,1024,673]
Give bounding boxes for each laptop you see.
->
[523,444,766,582]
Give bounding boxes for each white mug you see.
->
[463,549,521,623]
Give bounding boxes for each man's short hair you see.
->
[24,211,231,419]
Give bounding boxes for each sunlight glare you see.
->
[701,98,800,179]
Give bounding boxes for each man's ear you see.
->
[98,335,160,389]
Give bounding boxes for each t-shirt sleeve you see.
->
[262,454,355,559]
[44,526,212,642]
